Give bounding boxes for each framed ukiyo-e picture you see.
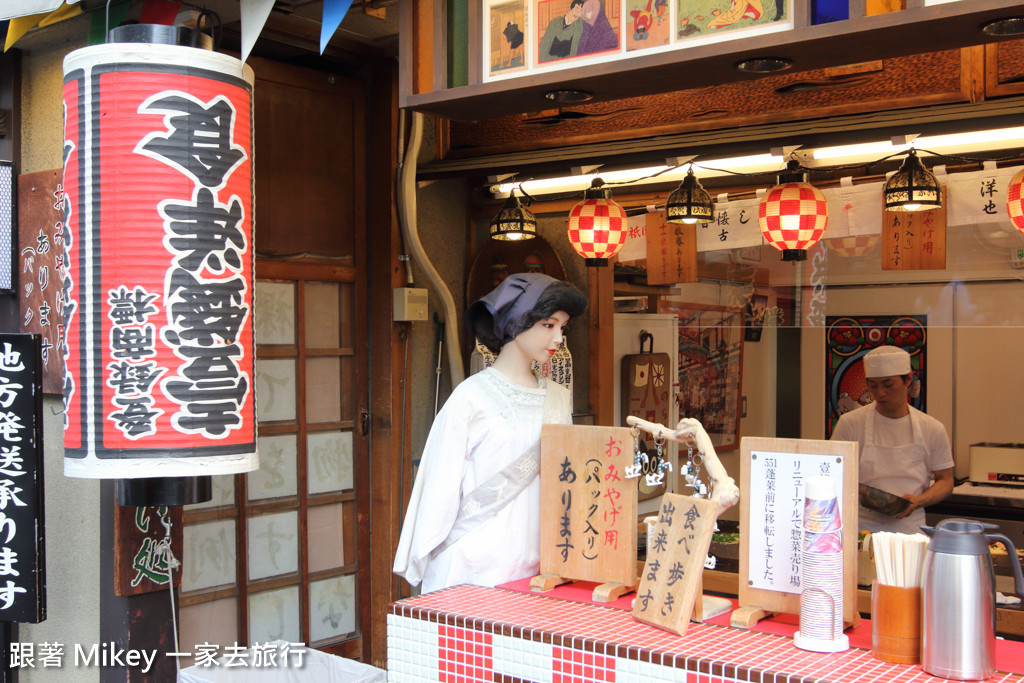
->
[486,0,529,78]
[675,0,792,44]
[658,301,744,452]
[825,314,927,439]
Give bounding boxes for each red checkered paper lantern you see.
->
[825,234,880,258]
[567,180,628,266]
[1007,168,1024,235]
[758,181,829,261]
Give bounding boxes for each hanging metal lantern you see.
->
[489,190,537,241]
[567,179,628,266]
[666,168,714,224]
[1006,168,1024,235]
[758,167,829,262]
[883,148,942,212]
[61,25,258,505]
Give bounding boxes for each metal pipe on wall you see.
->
[396,110,465,387]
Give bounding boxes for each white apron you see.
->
[859,408,930,534]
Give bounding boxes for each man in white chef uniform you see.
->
[832,345,954,533]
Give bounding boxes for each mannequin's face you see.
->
[511,311,570,365]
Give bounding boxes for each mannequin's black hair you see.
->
[476,280,588,354]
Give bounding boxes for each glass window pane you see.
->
[248,586,300,646]
[305,357,340,424]
[339,283,353,349]
[247,511,299,581]
[179,597,238,667]
[249,434,298,501]
[187,474,235,510]
[341,356,352,423]
[304,282,340,348]
[307,430,353,494]
[309,574,356,644]
[255,281,296,345]
[307,503,345,573]
[256,359,296,422]
[183,520,236,592]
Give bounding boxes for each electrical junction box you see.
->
[1012,246,1024,269]
[393,287,428,321]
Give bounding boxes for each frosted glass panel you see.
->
[309,574,356,643]
[186,474,235,510]
[249,586,300,645]
[255,281,296,345]
[305,357,340,423]
[249,434,298,500]
[183,520,236,592]
[308,430,353,494]
[256,359,296,422]
[307,503,345,573]
[179,597,238,667]
[305,282,340,348]
[248,511,299,580]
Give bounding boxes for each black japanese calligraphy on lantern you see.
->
[136,91,253,440]
[137,95,246,190]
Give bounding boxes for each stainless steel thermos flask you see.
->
[920,519,1024,680]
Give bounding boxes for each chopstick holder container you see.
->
[871,582,922,664]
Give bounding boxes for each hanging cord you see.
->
[157,510,184,676]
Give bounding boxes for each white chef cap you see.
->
[862,345,911,378]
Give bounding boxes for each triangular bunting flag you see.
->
[139,0,179,25]
[5,13,46,51]
[240,0,276,63]
[320,0,353,54]
[88,0,132,45]
[37,1,81,28]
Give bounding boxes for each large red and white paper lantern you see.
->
[758,182,829,261]
[61,40,258,481]
[567,180,628,266]
[1007,168,1024,235]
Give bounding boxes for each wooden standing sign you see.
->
[632,493,718,635]
[881,188,947,270]
[532,424,638,601]
[733,437,860,629]
[644,212,697,285]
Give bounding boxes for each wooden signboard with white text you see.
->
[533,424,638,601]
[632,493,718,635]
[734,437,859,628]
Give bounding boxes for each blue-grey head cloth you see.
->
[466,272,558,345]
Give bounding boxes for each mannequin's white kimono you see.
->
[393,367,571,593]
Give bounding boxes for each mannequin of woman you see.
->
[393,273,588,593]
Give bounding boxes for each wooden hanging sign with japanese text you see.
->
[114,504,183,597]
[632,493,718,635]
[881,188,947,270]
[644,212,697,285]
[536,425,638,591]
[17,169,66,395]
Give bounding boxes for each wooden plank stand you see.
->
[733,437,861,631]
[531,425,639,603]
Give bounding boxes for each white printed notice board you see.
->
[737,437,859,624]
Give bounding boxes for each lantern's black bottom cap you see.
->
[116,476,212,507]
[781,249,807,262]
[585,258,609,267]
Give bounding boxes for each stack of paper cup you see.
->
[794,475,850,653]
